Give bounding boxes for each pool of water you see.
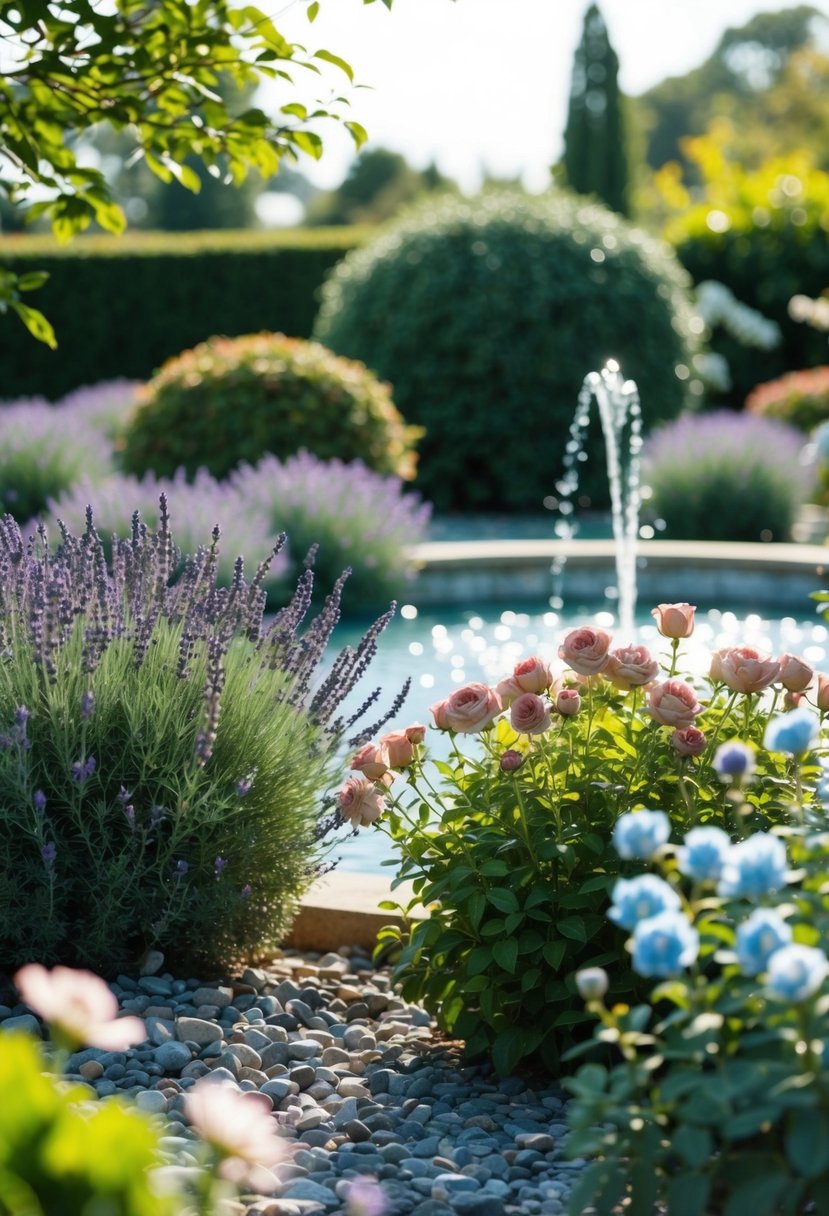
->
[324,598,829,875]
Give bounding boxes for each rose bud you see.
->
[404,723,426,745]
[500,749,525,772]
[556,688,581,716]
[816,673,829,712]
[777,653,814,693]
[671,726,706,757]
[378,729,415,769]
[575,967,609,1001]
[429,683,502,733]
[350,742,389,782]
[648,679,702,728]
[651,603,696,639]
[510,692,552,736]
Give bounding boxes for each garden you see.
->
[4,2,829,1215]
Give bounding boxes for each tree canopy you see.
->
[0,0,393,345]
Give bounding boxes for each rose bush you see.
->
[337,603,828,1074]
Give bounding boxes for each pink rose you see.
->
[500,749,525,772]
[378,729,415,769]
[709,647,780,694]
[558,627,612,676]
[777,653,814,693]
[649,679,702,728]
[404,723,426,744]
[337,775,386,827]
[816,673,829,712]
[556,688,581,716]
[429,683,502,733]
[496,656,555,705]
[350,742,389,782]
[604,644,660,691]
[671,726,707,757]
[510,692,552,735]
[14,964,146,1051]
[651,603,696,639]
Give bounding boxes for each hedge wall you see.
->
[0,228,367,401]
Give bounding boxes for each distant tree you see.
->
[635,5,828,174]
[306,148,456,226]
[561,3,631,216]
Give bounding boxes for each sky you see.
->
[268,0,829,198]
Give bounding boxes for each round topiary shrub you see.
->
[119,332,422,483]
[643,411,811,542]
[745,366,829,433]
[313,190,702,513]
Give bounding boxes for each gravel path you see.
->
[1,947,590,1216]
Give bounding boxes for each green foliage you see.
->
[366,623,807,1074]
[313,189,700,513]
[0,505,394,975]
[565,772,829,1216]
[561,4,631,216]
[0,1032,180,1216]
[643,410,810,542]
[746,366,829,432]
[0,0,390,341]
[668,135,829,402]
[306,148,457,226]
[0,229,366,401]
[119,331,421,483]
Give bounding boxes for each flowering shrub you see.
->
[119,331,422,483]
[231,452,431,609]
[0,499,402,974]
[564,733,829,1216]
[348,604,825,1074]
[746,365,829,434]
[643,410,811,542]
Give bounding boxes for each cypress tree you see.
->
[562,3,631,216]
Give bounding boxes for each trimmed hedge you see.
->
[0,228,367,401]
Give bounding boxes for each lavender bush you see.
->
[0,499,405,974]
[643,411,812,542]
[0,398,114,523]
[232,452,431,608]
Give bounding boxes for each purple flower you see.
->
[214,856,228,876]
[117,785,132,803]
[84,756,96,778]
[123,804,135,828]
[41,842,56,868]
[241,884,252,899]
[73,755,97,781]
[173,860,189,880]
[80,691,95,720]
[236,775,254,797]
[14,705,29,726]
[150,804,165,828]
[33,789,47,816]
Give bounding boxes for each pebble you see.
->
[2,949,597,1214]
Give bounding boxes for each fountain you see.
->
[550,360,643,639]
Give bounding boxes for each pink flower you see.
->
[184,1077,284,1183]
[350,742,389,782]
[500,749,525,772]
[671,726,707,757]
[378,729,415,769]
[558,626,612,676]
[429,683,502,733]
[509,693,552,735]
[14,964,146,1051]
[777,653,814,693]
[556,688,581,716]
[816,673,829,712]
[604,644,660,691]
[651,603,696,639]
[338,775,386,827]
[648,679,702,728]
[404,723,426,744]
[709,647,780,694]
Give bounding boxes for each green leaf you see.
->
[15,271,49,292]
[672,1124,713,1168]
[466,946,492,976]
[665,1173,711,1216]
[345,119,368,148]
[314,48,354,81]
[542,940,567,969]
[10,300,57,349]
[557,917,588,943]
[488,888,518,914]
[723,1172,789,1216]
[492,938,518,973]
[307,1,320,19]
[785,1109,829,1179]
[289,130,323,159]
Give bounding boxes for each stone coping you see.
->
[285,871,418,955]
[406,537,829,610]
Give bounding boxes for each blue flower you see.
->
[612,810,671,860]
[712,740,755,783]
[736,907,792,976]
[717,832,789,900]
[766,943,829,1003]
[676,826,731,883]
[764,707,820,757]
[631,910,699,978]
[608,874,681,931]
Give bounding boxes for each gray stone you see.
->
[2,1014,41,1036]
[139,949,165,977]
[155,1041,193,1073]
[135,1089,168,1114]
[280,1180,338,1208]
[175,1018,223,1046]
[192,986,234,1008]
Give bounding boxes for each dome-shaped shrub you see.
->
[119,332,422,482]
[745,366,829,434]
[313,190,702,513]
